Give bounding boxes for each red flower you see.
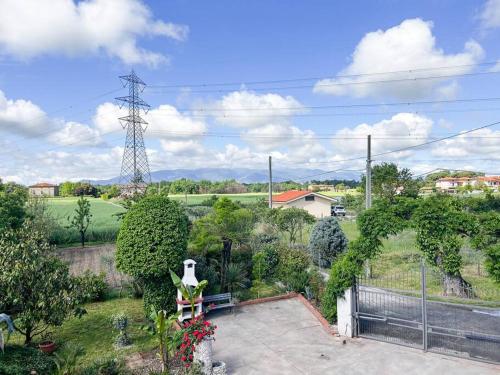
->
[181,356,186,361]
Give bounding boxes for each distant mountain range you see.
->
[91,168,361,185]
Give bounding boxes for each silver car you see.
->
[331,205,346,216]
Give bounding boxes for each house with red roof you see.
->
[272,190,338,218]
[28,182,59,197]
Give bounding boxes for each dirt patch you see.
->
[56,244,130,288]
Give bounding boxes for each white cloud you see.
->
[94,102,207,138]
[332,113,433,159]
[212,91,304,128]
[0,0,188,67]
[0,90,56,136]
[48,121,102,146]
[431,128,500,158]
[160,139,204,156]
[0,89,102,146]
[479,0,500,29]
[314,18,483,99]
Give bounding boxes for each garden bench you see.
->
[203,293,235,313]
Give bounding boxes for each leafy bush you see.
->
[252,245,279,281]
[308,217,348,268]
[277,247,311,291]
[75,271,108,303]
[485,244,500,283]
[0,345,55,375]
[116,196,189,314]
[0,225,81,344]
[78,357,128,375]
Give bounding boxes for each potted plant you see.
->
[39,332,56,354]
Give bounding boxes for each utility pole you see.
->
[268,156,273,208]
[366,134,372,209]
[365,134,372,278]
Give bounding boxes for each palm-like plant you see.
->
[143,308,181,373]
[225,263,249,295]
[170,269,208,319]
[53,343,85,375]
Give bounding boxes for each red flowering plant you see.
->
[177,314,217,368]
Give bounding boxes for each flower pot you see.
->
[212,360,227,375]
[193,337,213,375]
[39,341,56,354]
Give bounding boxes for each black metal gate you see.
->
[354,264,500,364]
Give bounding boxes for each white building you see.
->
[272,190,337,218]
[435,176,500,192]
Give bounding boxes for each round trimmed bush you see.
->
[116,196,189,314]
[308,217,348,268]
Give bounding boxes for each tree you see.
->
[59,182,76,197]
[471,212,500,283]
[191,198,254,292]
[67,195,92,247]
[308,217,348,268]
[361,162,420,201]
[267,207,315,244]
[116,196,189,314]
[0,224,79,344]
[413,195,477,296]
[0,179,27,235]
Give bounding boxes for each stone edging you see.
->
[236,292,298,307]
[236,293,338,336]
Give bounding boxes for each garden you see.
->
[1,173,500,374]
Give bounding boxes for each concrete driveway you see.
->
[211,298,500,375]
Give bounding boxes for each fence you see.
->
[354,263,500,364]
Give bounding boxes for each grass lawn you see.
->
[9,297,156,367]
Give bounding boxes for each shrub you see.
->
[252,245,279,281]
[485,244,500,283]
[78,358,128,375]
[112,312,131,347]
[116,196,189,314]
[0,345,55,375]
[277,247,311,291]
[0,225,81,344]
[308,217,348,268]
[75,271,108,303]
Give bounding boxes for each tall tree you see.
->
[68,195,92,247]
[413,195,477,296]
[0,179,27,235]
[361,162,420,201]
[191,197,254,292]
[266,207,315,244]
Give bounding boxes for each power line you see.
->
[285,119,500,179]
[162,97,500,113]
[147,71,500,94]
[147,61,500,88]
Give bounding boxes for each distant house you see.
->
[272,190,337,218]
[435,176,500,192]
[29,182,59,197]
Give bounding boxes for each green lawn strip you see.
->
[9,297,156,368]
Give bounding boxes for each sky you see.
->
[1,0,500,184]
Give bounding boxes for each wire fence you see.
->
[355,263,500,364]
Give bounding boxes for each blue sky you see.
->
[1,0,500,184]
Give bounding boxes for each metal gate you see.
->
[354,264,500,364]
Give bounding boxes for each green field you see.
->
[167,192,268,205]
[47,197,125,245]
[47,197,125,229]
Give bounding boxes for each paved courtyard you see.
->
[211,298,500,375]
